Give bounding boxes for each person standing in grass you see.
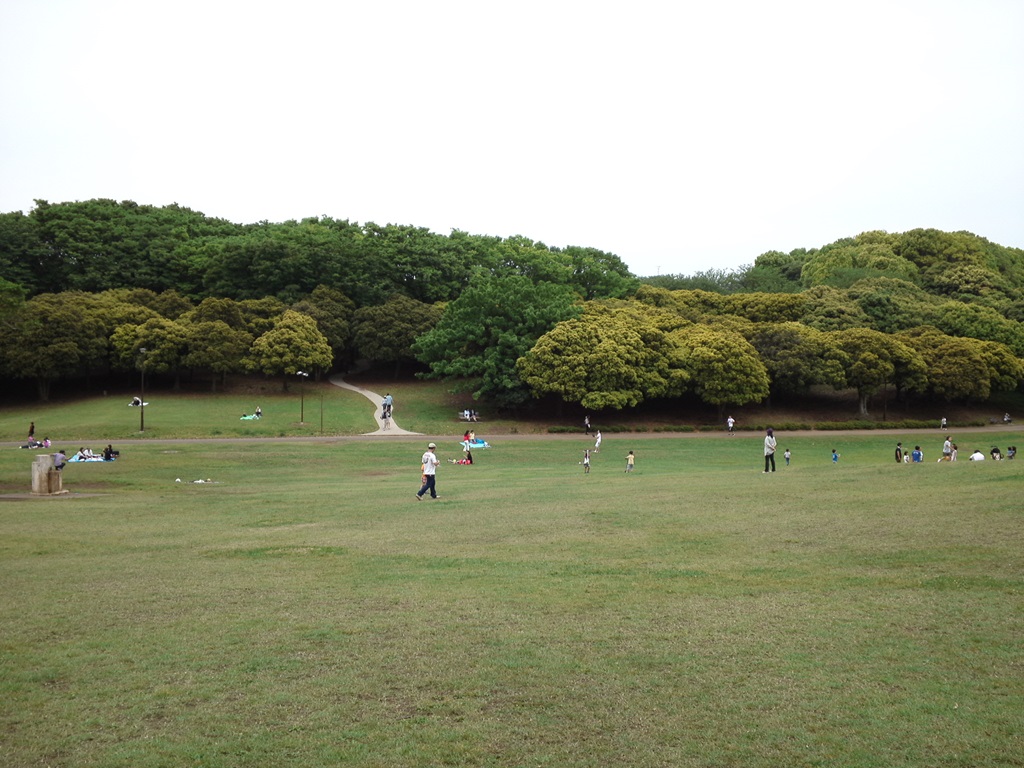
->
[727,415,735,435]
[784,448,791,466]
[763,427,777,473]
[415,442,440,500]
[895,442,904,463]
[832,449,840,464]
[625,450,635,473]
[583,449,591,474]
[594,430,602,453]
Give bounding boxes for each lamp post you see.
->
[296,371,309,424]
[138,348,148,432]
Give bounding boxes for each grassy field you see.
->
[1,411,1023,767]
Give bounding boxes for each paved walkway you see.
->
[328,375,421,436]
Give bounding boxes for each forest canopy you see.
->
[2,199,1023,415]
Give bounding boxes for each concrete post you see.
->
[31,454,65,495]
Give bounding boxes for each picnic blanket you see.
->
[461,439,491,449]
[240,414,261,420]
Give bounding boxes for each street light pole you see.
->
[139,348,147,432]
[297,371,309,424]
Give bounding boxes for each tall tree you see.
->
[414,276,581,408]
[828,328,926,416]
[180,320,254,391]
[671,326,770,416]
[746,322,846,400]
[352,294,442,376]
[1,292,112,400]
[517,304,689,410]
[245,310,332,390]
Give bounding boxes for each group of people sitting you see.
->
[967,446,1017,461]
[68,445,119,462]
[22,436,51,449]
[240,406,263,420]
[460,409,480,422]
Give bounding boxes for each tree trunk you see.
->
[858,390,870,417]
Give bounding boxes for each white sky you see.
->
[1,0,1022,277]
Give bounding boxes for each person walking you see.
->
[28,421,35,440]
[763,427,777,473]
[582,449,591,474]
[784,448,791,466]
[625,450,635,473]
[594,430,602,453]
[415,442,440,500]
[940,435,953,462]
[584,415,591,435]
[727,416,735,435]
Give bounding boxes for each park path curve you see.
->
[328,374,421,436]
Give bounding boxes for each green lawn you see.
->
[1,426,1022,767]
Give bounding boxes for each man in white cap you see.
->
[416,442,440,500]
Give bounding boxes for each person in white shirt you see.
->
[969,450,985,461]
[763,428,777,473]
[415,442,440,500]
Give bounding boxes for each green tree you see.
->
[0,211,48,294]
[30,198,238,294]
[898,327,991,402]
[1,292,112,400]
[828,328,926,416]
[557,245,638,300]
[801,239,918,288]
[352,295,443,376]
[517,305,689,410]
[110,316,190,389]
[799,286,872,331]
[722,292,807,323]
[245,310,333,390]
[846,277,936,333]
[746,322,846,400]
[671,326,770,415]
[926,301,1024,356]
[292,285,357,368]
[182,297,248,330]
[414,276,581,408]
[180,320,254,391]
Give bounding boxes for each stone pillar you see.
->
[31,454,65,495]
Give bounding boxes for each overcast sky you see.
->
[1,0,1021,278]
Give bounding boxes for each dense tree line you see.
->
[2,199,1023,416]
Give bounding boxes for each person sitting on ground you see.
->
[911,446,923,463]
[130,396,142,406]
[42,437,51,448]
[103,444,117,461]
[1003,412,1012,424]
[1007,446,1017,460]
[969,449,985,461]
[990,446,1003,461]
[254,406,262,419]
